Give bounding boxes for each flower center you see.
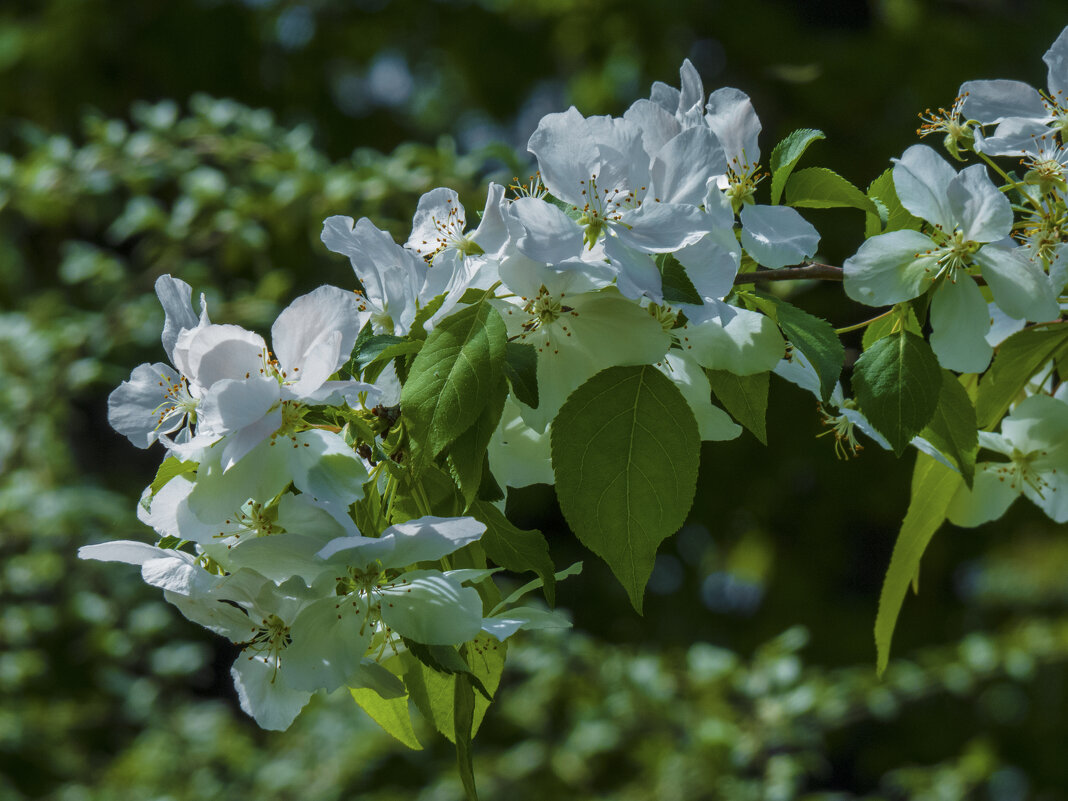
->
[923,229,977,282]
[575,174,642,249]
[242,613,292,681]
[216,500,278,547]
[153,373,198,431]
[993,448,1053,498]
[817,405,864,460]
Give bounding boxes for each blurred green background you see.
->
[3,0,1068,798]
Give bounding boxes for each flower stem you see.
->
[835,308,894,335]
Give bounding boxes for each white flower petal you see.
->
[379,571,484,645]
[892,145,957,229]
[929,276,993,373]
[739,205,820,269]
[843,230,937,306]
[975,242,1061,322]
[230,655,314,731]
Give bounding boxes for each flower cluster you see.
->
[83,30,1068,746]
[88,275,568,730]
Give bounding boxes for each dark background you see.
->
[2,1,1067,798]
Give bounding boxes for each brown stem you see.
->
[733,263,844,284]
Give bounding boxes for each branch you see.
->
[733,263,843,284]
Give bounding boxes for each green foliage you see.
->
[745,290,843,401]
[350,685,423,751]
[768,128,825,205]
[149,457,197,497]
[852,330,941,455]
[447,379,508,509]
[551,366,700,613]
[401,299,508,461]
[865,168,923,237]
[471,501,556,607]
[875,453,963,676]
[976,322,1068,429]
[920,370,979,486]
[706,369,770,444]
[403,635,506,745]
[502,342,539,409]
[784,166,878,214]
[655,252,703,305]
[861,303,922,350]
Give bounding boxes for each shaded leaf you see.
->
[551,366,699,612]
[705,369,769,445]
[852,331,941,455]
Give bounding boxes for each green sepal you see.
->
[861,304,921,351]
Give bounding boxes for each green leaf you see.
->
[403,634,505,745]
[785,167,878,214]
[503,342,539,409]
[362,339,423,384]
[350,334,405,374]
[852,331,941,455]
[769,128,825,205]
[705,369,769,445]
[343,321,375,378]
[401,300,507,460]
[656,252,702,305]
[471,500,556,607]
[402,639,493,702]
[920,370,979,487]
[976,323,1068,429]
[866,168,922,237]
[447,378,508,509]
[874,453,963,676]
[861,304,921,351]
[746,291,843,401]
[150,457,197,497]
[350,687,422,750]
[476,459,505,503]
[390,464,463,522]
[454,671,479,801]
[491,561,583,615]
[409,293,447,341]
[550,365,700,612]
